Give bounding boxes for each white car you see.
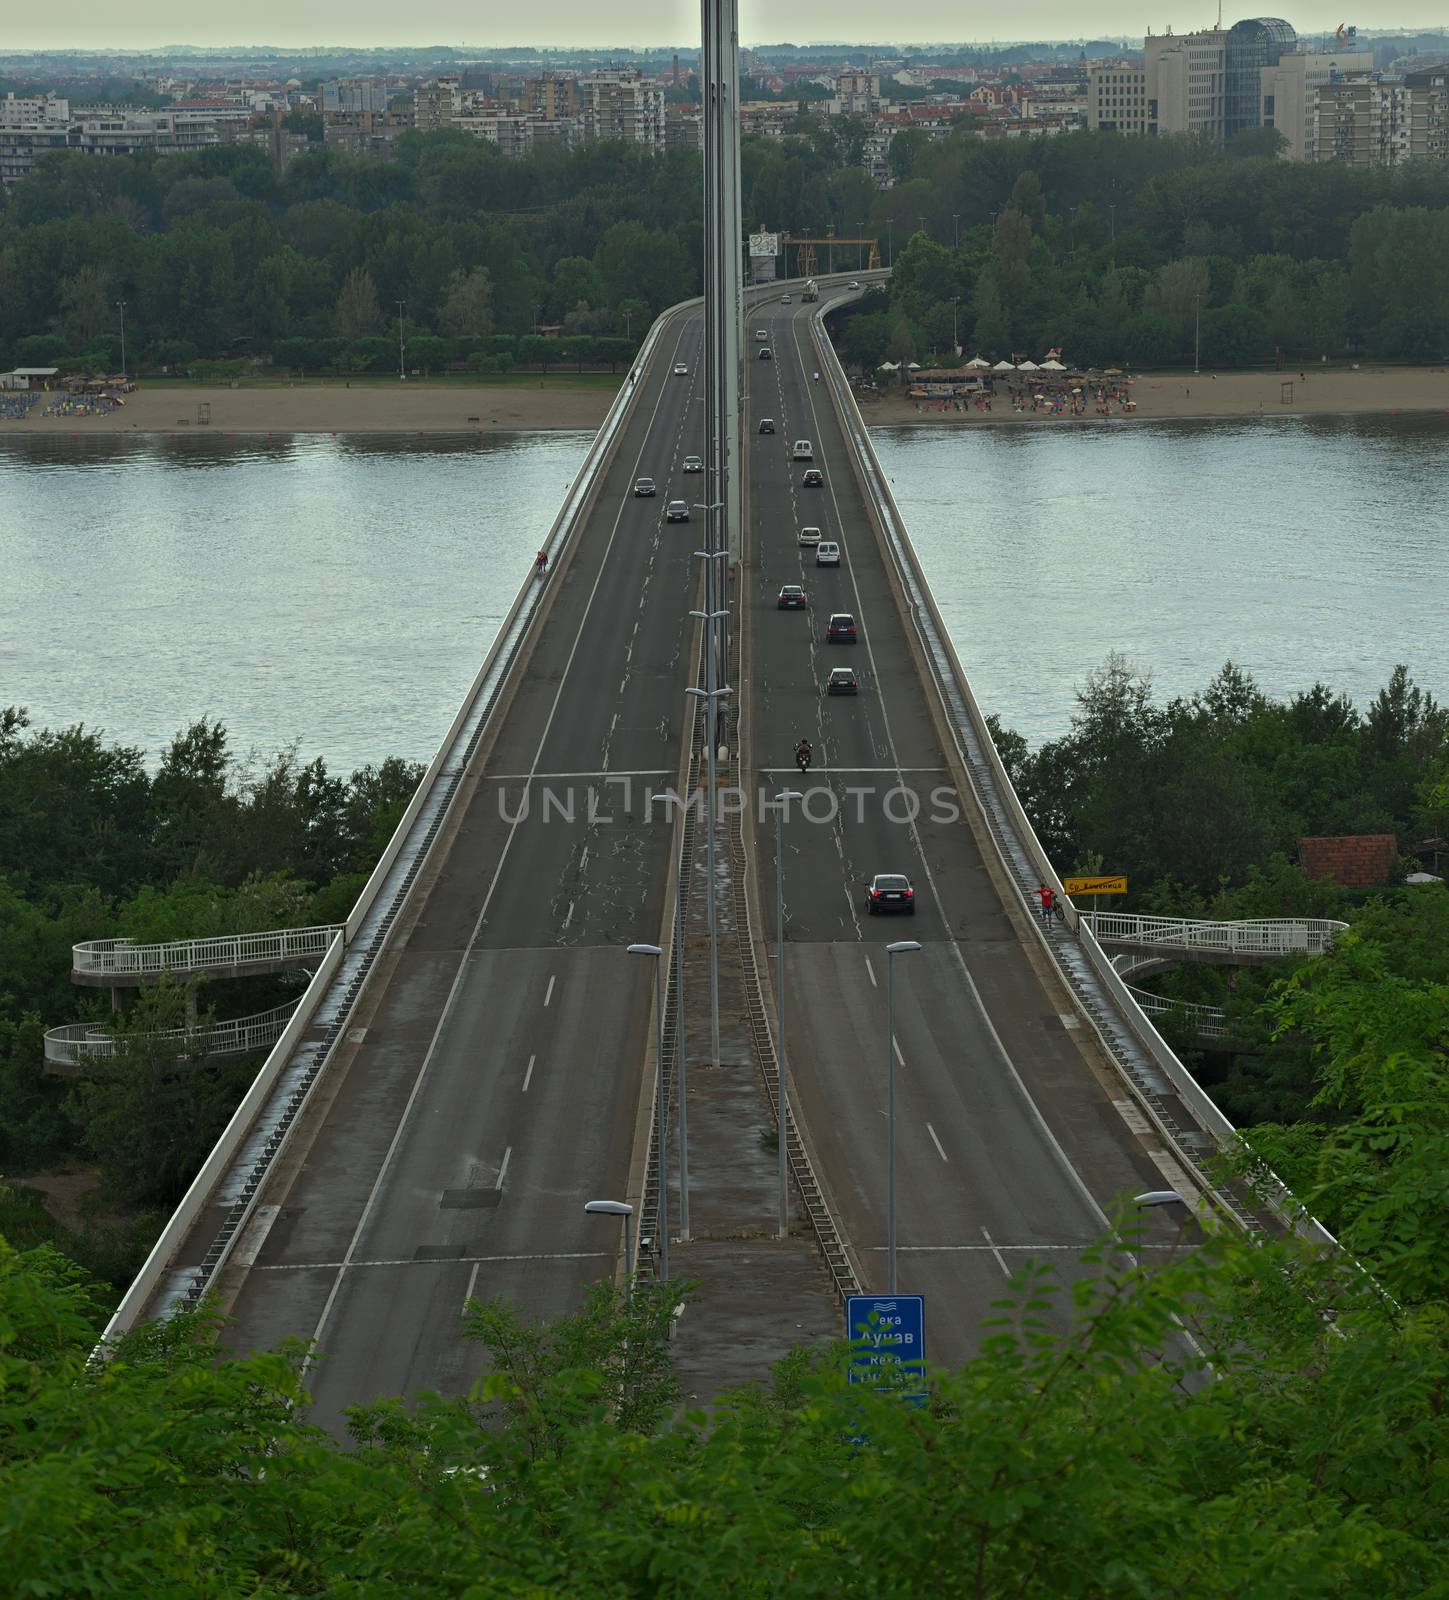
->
[848,280,860,289]
[798,526,822,547]
[780,293,792,304]
[792,439,813,461]
[683,454,703,473]
[815,540,841,567]
[755,328,769,341]
[673,362,689,376]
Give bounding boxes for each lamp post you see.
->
[623,306,633,342]
[952,212,960,248]
[627,942,668,1280]
[584,1200,634,1303]
[396,299,406,380]
[858,218,868,272]
[1194,292,1201,376]
[885,939,921,1293]
[887,216,893,267]
[1131,1189,1186,1271]
[773,789,802,1238]
[952,295,960,356]
[686,672,731,1081]
[116,299,127,381]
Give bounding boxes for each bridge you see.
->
[97,274,1335,1422]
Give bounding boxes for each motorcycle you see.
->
[795,746,812,774]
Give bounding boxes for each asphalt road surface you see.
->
[219,307,713,1434]
[744,288,1190,1368]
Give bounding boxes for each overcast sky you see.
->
[7,4,1447,52]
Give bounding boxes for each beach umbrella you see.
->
[1017,359,1039,371]
[907,361,921,370]
[1104,366,1123,375]
[992,359,1016,371]
[1040,358,1066,370]
[965,356,991,368]
[878,360,900,370]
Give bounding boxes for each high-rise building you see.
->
[415,79,459,133]
[1259,48,1372,159]
[578,70,665,151]
[319,77,389,116]
[1404,65,1449,162]
[1224,17,1296,137]
[1315,67,1449,167]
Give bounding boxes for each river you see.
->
[2,413,1445,770]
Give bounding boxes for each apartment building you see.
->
[414,78,459,133]
[1315,67,1449,167]
[319,77,388,115]
[578,69,665,151]
[1404,65,1449,162]
[0,95,70,186]
[1088,64,1155,133]
[1259,48,1372,159]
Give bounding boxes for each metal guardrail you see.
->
[45,1003,297,1068]
[1092,914,1347,957]
[73,926,342,978]
[1126,987,1231,1040]
[811,301,1338,1250]
[99,300,692,1347]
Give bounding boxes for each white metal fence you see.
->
[45,1003,297,1068]
[1092,914,1347,958]
[73,925,343,978]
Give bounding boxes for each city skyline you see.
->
[4,3,1447,53]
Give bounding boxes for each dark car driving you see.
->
[777,584,807,610]
[865,873,915,915]
[826,612,856,644]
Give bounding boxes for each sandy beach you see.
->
[1,379,617,435]
[873,365,1449,425]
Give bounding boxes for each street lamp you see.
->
[953,212,960,248]
[648,792,692,1240]
[1131,1189,1186,1271]
[628,942,668,1280]
[772,790,802,1238]
[584,1200,634,1303]
[885,939,922,1293]
[952,295,960,356]
[1194,292,1201,377]
[116,299,127,381]
[396,299,406,381]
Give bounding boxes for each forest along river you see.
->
[2,412,1446,770]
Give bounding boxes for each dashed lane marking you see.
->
[543,975,556,1008]
[926,1122,948,1162]
[259,1250,610,1272]
[522,1053,536,1093]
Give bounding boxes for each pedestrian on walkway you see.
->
[1034,884,1058,927]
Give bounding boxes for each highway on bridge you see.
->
[219,307,711,1434]
[745,289,1188,1364]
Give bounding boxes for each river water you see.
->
[2,413,1445,771]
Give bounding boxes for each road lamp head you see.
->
[886,940,922,955]
[626,943,663,958]
[693,548,728,562]
[774,789,803,804]
[584,1199,633,1217]
[686,685,732,700]
[1134,1190,1185,1210]
[690,608,728,621]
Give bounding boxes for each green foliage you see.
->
[2,1232,1447,1592]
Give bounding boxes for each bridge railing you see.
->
[73,926,342,978]
[45,1004,297,1069]
[1126,987,1232,1040]
[1093,914,1347,957]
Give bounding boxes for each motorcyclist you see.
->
[795,738,812,770]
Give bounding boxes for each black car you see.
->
[666,499,690,523]
[802,468,824,487]
[758,347,772,360]
[826,612,856,644]
[826,667,858,694]
[777,584,807,610]
[759,418,776,434]
[866,873,915,915]
[633,477,656,497]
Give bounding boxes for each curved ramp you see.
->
[72,926,343,987]
[1093,913,1347,966]
[45,1002,298,1075]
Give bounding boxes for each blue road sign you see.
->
[846,1294,925,1390]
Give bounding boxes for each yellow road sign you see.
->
[1064,875,1127,896]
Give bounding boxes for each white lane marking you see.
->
[864,956,877,988]
[496,1146,512,1189]
[981,1227,1012,1278]
[893,1036,905,1067]
[579,846,589,872]
[260,1250,610,1272]
[563,900,574,928]
[300,318,698,1379]
[522,1053,536,1093]
[543,975,556,1008]
[462,1260,481,1312]
[926,1122,948,1163]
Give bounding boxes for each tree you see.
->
[54,263,113,349]
[333,265,381,340]
[437,265,493,337]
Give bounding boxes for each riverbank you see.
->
[1,378,618,434]
[872,364,1449,425]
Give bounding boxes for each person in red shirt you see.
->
[1034,884,1058,927]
